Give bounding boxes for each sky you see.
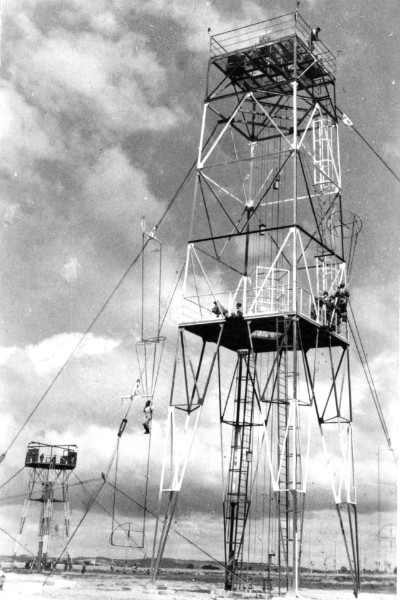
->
[0,0,399,574]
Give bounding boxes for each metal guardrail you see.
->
[182,287,346,337]
[182,287,304,321]
[210,12,336,77]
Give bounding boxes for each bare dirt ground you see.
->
[0,570,396,600]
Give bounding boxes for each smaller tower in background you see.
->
[14,442,77,571]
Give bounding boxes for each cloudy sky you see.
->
[0,0,398,573]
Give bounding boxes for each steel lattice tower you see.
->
[14,442,77,571]
[152,13,359,596]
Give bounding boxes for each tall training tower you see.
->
[152,13,359,596]
[15,442,77,570]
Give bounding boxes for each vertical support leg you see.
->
[151,405,203,580]
[62,481,70,538]
[336,503,360,597]
[310,341,359,596]
[62,480,72,568]
[151,491,179,581]
[151,327,224,582]
[38,494,45,572]
[12,477,35,566]
[38,481,54,571]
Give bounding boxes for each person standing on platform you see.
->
[230,302,243,318]
[211,300,228,317]
[335,282,350,325]
[310,26,321,49]
[320,291,334,328]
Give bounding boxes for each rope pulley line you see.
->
[338,107,400,184]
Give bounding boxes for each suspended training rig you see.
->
[110,221,165,550]
[15,442,77,571]
[151,13,360,596]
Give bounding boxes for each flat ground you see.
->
[0,570,396,600]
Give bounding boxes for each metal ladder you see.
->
[276,318,290,593]
[223,350,256,590]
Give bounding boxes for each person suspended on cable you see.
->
[335,282,350,323]
[211,300,228,318]
[143,399,154,434]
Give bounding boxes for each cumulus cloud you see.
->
[0,346,18,364]
[82,147,161,228]
[60,256,81,282]
[6,4,186,143]
[0,0,192,349]
[0,82,56,169]
[24,332,121,376]
[135,0,269,52]
[383,138,400,161]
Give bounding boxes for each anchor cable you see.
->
[348,304,395,459]
[337,106,400,184]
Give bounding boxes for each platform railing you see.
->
[298,287,314,320]
[302,289,348,336]
[181,286,294,322]
[181,292,233,323]
[210,12,336,76]
[210,13,295,56]
[25,452,77,468]
[182,287,346,337]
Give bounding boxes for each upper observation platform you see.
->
[209,12,336,97]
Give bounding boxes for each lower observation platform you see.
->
[180,313,348,353]
[24,457,77,470]
[25,443,77,471]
